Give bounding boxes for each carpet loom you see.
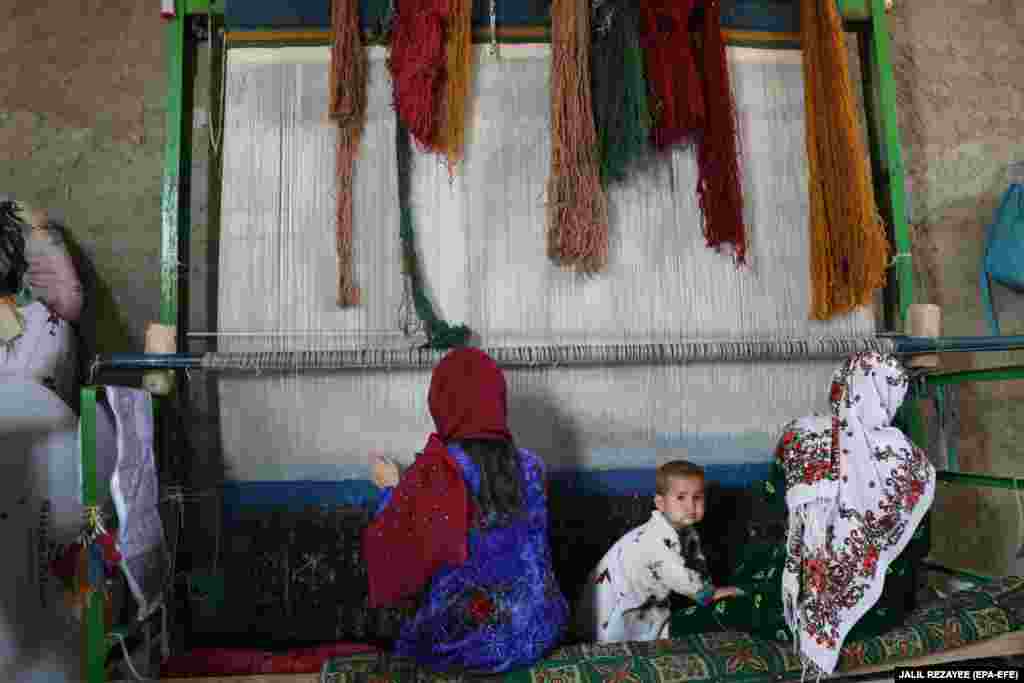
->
[215,44,875,487]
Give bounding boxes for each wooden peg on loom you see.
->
[906,304,942,368]
[143,322,177,395]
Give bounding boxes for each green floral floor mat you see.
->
[322,577,1024,682]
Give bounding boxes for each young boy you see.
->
[575,460,742,643]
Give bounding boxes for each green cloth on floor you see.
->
[323,577,1024,681]
[670,465,930,644]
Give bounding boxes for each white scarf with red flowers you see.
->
[777,352,935,676]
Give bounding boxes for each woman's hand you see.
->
[712,586,745,601]
[26,245,83,323]
[371,453,401,488]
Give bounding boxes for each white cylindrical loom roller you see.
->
[201,337,897,372]
[143,323,177,395]
[906,304,942,368]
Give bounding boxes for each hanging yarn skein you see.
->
[638,0,704,150]
[801,0,889,320]
[395,121,472,350]
[329,0,368,307]
[439,0,473,174]
[695,0,747,264]
[590,0,651,185]
[548,0,610,273]
[388,0,448,152]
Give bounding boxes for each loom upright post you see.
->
[865,0,925,453]
[161,0,196,352]
[863,0,934,568]
[80,387,105,683]
[869,0,912,331]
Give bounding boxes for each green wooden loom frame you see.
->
[74,0,1024,680]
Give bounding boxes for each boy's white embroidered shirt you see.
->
[575,510,709,643]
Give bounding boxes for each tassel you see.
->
[695,0,747,264]
[638,0,704,150]
[75,542,91,606]
[440,0,473,174]
[329,0,368,307]
[548,0,610,272]
[801,0,888,319]
[388,0,448,152]
[591,0,651,185]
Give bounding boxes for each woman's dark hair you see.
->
[455,438,524,528]
[0,201,28,297]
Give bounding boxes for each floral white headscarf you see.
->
[777,352,935,676]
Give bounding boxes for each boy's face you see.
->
[655,475,705,529]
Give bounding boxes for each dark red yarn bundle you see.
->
[638,0,704,150]
[638,0,746,265]
[695,0,747,265]
[388,0,448,151]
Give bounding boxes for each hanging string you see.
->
[395,121,472,350]
[801,0,889,320]
[547,0,610,273]
[329,0,368,307]
[1015,478,1024,559]
[695,0,747,265]
[397,273,426,339]
[590,0,650,186]
[489,0,499,57]
[110,629,155,681]
[207,12,227,159]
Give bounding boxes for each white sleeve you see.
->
[646,533,709,599]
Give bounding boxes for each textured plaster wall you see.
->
[0,2,215,362]
[0,2,169,364]
[888,0,1024,575]
[1,0,1023,578]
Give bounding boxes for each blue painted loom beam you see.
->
[223,0,846,34]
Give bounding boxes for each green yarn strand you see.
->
[396,123,472,351]
[591,0,650,186]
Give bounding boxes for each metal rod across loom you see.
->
[89,334,1024,376]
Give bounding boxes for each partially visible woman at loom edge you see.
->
[0,201,81,405]
[363,348,569,673]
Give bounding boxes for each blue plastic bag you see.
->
[980,181,1024,335]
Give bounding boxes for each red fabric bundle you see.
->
[364,348,513,608]
[161,643,377,677]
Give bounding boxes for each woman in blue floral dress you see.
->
[363,348,568,673]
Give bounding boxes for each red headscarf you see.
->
[364,348,512,607]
